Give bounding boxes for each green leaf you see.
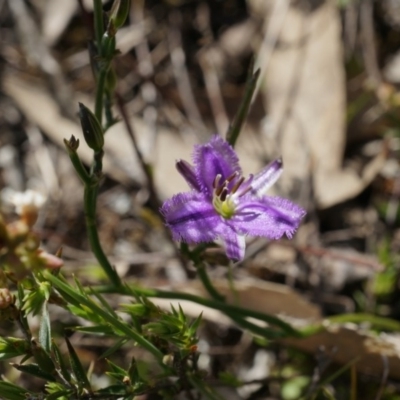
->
[0,381,32,400]
[106,359,127,382]
[99,338,126,359]
[120,303,147,320]
[52,341,71,383]
[90,288,119,318]
[177,304,186,324]
[39,303,51,353]
[0,337,30,360]
[16,285,30,333]
[11,362,56,382]
[109,0,131,29]
[74,324,116,336]
[31,340,56,375]
[22,282,52,316]
[65,337,92,391]
[188,312,203,336]
[46,382,72,400]
[46,273,164,361]
[96,384,129,395]
[68,304,103,324]
[46,390,72,400]
[127,357,139,384]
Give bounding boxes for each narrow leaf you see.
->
[52,341,71,383]
[46,390,72,400]
[96,384,128,395]
[178,304,186,323]
[11,363,56,382]
[39,303,51,353]
[46,273,164,360]
[0,337,30,360]
[65,336,92,391]
[99,338,126,359]
[31,340,56,374]
[106,359,126,377]
[0,381,32,400]
[188,312,203,336]
[127,357,139,383]
[74,325,116,336]
[90,288,119,318]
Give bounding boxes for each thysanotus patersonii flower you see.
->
[160,136,306,261]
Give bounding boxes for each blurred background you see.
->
[2,0,400,398]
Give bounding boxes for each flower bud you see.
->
[64,135,80,154]
[144,322,178,336]
[109,0,130,30]
[0,288,14,309]
[162,354,174,367]
[78,103,104,152]
[3,189,45,228]
[6,220,29,245]
[38,250,63,270]
[123,303,148,317]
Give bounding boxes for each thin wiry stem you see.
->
[94,284,303,338]
[83,184,121,287]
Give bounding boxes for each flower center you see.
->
[212,172,250,219]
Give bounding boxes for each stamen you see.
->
[231,176,245,194]
[226,171,239,183]
[238,185,252,197]
[236,174,254,196]
[220,187,228,201]
[215,183,225,197]
[213,174,222,189]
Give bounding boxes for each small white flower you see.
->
[2,189,46,215]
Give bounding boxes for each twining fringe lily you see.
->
[160,136,306,261]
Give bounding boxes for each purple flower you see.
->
[160,136,306,261]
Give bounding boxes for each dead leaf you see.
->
[173,278,321,322]
[3,71,262,200]
[284,324,400,380]
[42,0,78,46]
[250,1,385,208]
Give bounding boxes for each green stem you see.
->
[196,263,225,302]
[94,284,302,338]
[45,274,162,361]
[95,67,108,125]
[84,184,121,287]
[93,0,104,56]
[66,151,90,185]
[195,264,283,338]
[226,63,260,148]
[92,149,104,176]
[327,313,400,331]
[64,137,91,185]
[104,91,115,129]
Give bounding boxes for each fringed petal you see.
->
[230,195,306,239]
[193,135,241,196]
[219,229,246,262]
[251,158,283,196]
[176,159,201,191]
[160,192,222,243]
